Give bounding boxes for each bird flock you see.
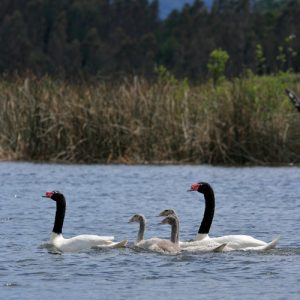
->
[43,182,279,254]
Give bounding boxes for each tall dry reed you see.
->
[0,73,299,164]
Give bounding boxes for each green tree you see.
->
[207,48,229,84]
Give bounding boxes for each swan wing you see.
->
[93,239,128,249]
[184,243,227,252]
[213,243,227,252]
[155,240,180,253]
[210,235,267,250]
[181,240,226,252]
[136,237,163,249]
[180,238,222,249]
[137,238,180,254]
[241,237,279,251]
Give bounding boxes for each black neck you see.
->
[52,198,66,234]
[137,218,145,242]
[198,189,215,234]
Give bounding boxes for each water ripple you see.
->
[0,163,299,300]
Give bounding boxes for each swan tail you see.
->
[94,240,128,249]
[112,240,128,248]
[261,237,280,250]
[213,243,227,252]
[242,237,280,251]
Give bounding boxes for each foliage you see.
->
[0,0,300,80]
[255,44,266,74]
[0,74,300,164]
[207,49,229,84]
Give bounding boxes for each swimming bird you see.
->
[128,214,180,254]
[160,215,180,244]
[43,191,127,252]
[285,88,300,112]
[158,209,227,252]
[158,209,179,241]
[188,182,279,250]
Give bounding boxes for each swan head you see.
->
[158,209,177,217]
[128,214,145,224]
[42,191,65,202]
[188,182,212,194]
[160,215,178,226]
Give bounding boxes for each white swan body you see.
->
[189,182,278,251]
[49,233,124,252]
[43,191,127,252]
[129,214,180,254]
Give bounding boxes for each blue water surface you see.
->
[0,163,299,300]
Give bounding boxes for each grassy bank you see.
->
[0,73,300,164]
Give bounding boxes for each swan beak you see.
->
[42,191,54,198]
[187,183,200,192]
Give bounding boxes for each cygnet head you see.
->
[158,209,177,217]
[128,214,145,223]
[188,182,212,194]
[160,215,178,226]
[42,191,65,202]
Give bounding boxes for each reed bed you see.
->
[0,74,300,164]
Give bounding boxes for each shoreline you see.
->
[0,157,299,168]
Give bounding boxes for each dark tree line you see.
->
[0,0,299,81]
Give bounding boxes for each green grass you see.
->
[0,73,300,164]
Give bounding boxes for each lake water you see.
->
[0,162,299,299]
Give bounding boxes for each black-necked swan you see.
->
[188,182,279,250]
[159,209,226,252]
[43,191,127,252]
[128,214,180,254]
